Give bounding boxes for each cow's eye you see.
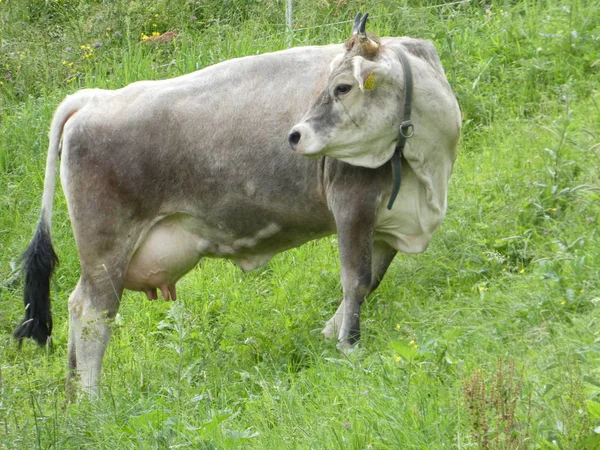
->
[334,84,352,96]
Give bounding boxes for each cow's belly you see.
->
[123,214,287,300]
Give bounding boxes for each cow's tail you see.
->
[14,90,102,346]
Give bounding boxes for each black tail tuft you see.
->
[13,220,59,346]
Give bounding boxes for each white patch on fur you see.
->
[256,222,280,239]
[233,222,280,249]
[244,181,256,197]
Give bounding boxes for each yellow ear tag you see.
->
[364,72,375,90]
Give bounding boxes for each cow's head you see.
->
[289,13,402,168]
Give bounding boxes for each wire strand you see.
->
[268,0,474,39]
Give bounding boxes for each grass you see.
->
[1,0,600,448]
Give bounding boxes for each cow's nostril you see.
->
[288,130,301,149]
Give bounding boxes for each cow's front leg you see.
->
[323,240,397,340]
[331,205,379,349]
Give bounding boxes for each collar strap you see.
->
[387,47,414,210]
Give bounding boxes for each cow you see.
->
[14,13,461,396]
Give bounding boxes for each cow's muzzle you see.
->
[288,123,323,155]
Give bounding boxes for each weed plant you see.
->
[1,0,600,448]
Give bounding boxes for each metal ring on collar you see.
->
[400,121,414,139]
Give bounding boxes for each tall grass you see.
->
[1,0,600,448]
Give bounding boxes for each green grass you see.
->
[1,0,600,448]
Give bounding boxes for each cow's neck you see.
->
[387,46,414,211]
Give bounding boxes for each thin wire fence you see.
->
[280,0,475,44]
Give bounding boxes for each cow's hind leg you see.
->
[66,282,82,400]
[66,267,125,397]
[323,240,397,339]
[63,216,139,397]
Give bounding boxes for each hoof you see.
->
[336,340,359,354]
[322,320,337,339]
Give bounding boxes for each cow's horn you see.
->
[357,12,380,54]
[358,12,369,37]
[352,12,362,36]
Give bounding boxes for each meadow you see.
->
[1,0,599,448]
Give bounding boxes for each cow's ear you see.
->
[352,56,388,92]
[329,53,345,73]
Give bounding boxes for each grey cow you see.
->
[15,15,460,396]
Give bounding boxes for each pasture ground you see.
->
[1,0,599,448]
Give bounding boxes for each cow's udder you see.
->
[123,215,208,300]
